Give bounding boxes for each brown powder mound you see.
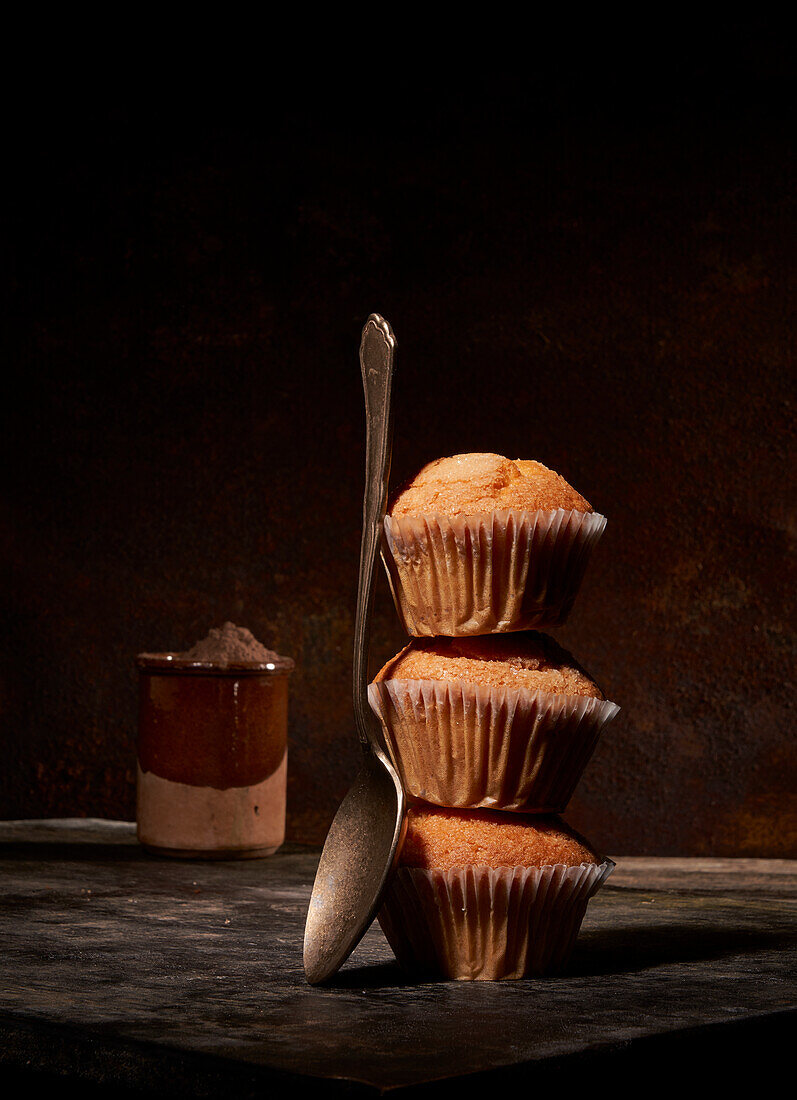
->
[181,623,280,666]
[399,806,600,870]
[374,633,604,699]
[389,453,592,517]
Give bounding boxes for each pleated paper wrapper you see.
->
[382,508,607,637]
[368,679,619,812]
[378,859,614,980]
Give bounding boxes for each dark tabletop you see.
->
[0,820,794,1097]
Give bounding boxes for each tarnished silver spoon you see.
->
[303,314,407,985]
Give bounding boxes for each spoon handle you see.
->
[354,314,396,750]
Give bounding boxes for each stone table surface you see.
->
[0,819,795,1097]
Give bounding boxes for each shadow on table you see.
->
[323,922,794,989]
[327,960,413,988]
[570,921,794,976]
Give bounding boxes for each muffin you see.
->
[382,453,607,636]
[378,806,613,979]
[369,633,619,812]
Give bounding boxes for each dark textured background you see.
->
[2,29,795,855]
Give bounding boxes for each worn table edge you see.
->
[1,819,794,876]
[2,1006,796,1096]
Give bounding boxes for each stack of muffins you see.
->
[368,453,619,980]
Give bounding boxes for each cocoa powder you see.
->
[181,622,279,666]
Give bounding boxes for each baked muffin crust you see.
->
[399,806,599,870]
[389,453,592,517]
[374,633,604,699]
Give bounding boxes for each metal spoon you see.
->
[303,314,407,985]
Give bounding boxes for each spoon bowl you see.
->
[303,314,406,985]
[303,745,405,984]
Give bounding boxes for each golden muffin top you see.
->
[389,453,592,517]
[374,633,604,699]
[399,806,600,870]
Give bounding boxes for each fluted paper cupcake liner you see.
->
[378,859,614,980]
[368,679,619,812]
[382,508,607,636]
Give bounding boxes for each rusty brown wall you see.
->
[2,36,795,855]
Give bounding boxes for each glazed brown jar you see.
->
[136,649,294,858]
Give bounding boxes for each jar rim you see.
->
[136,652,295,677]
